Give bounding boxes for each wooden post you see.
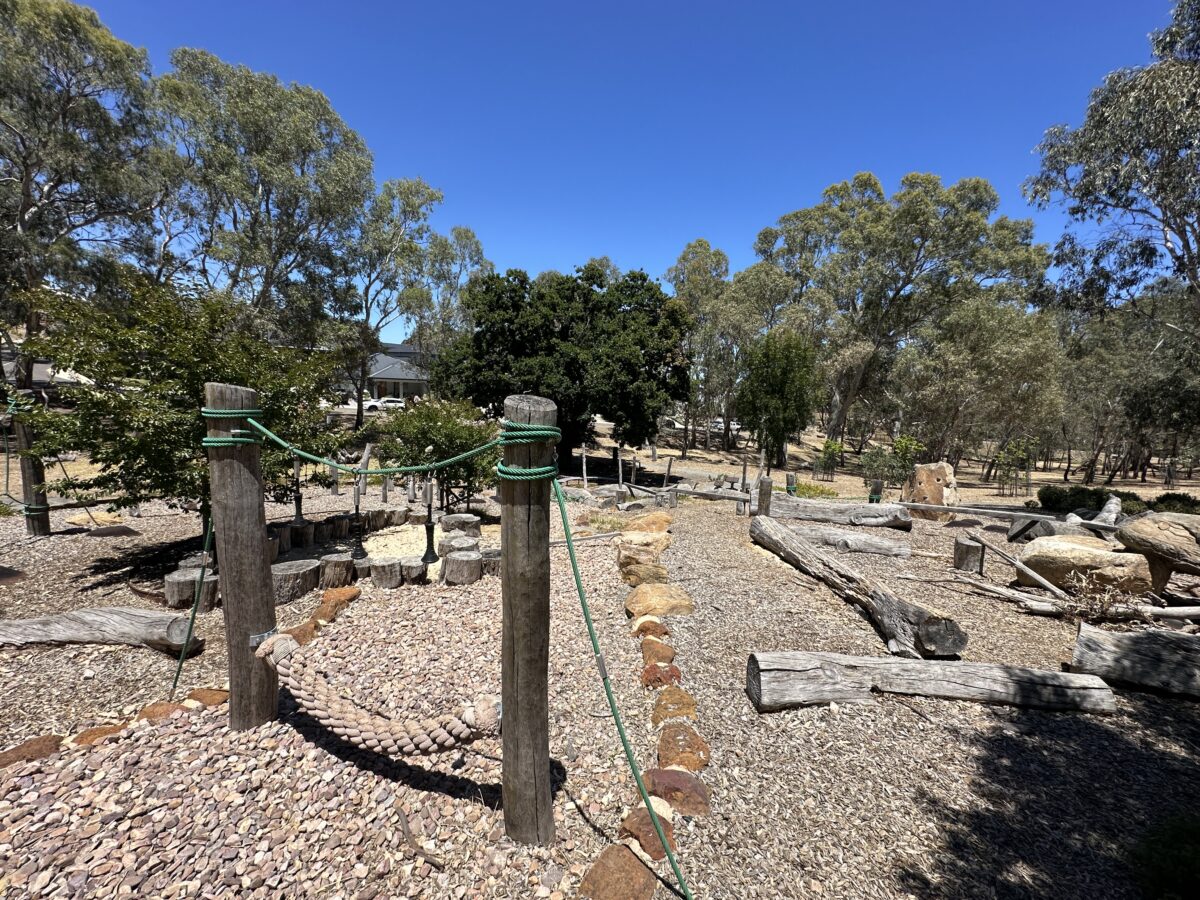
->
[651,443,658,462]
[581,446,589,489]
[382,474,391,504]
[203,383,277,730]
[329,462,339,496]
[741,459,748,492]
[292,456,303,522]
[617,448,623,486]
[357,443,373,496]
[407,477,416,503]
[500,394,556,845]
[953,536,985,575]
[786,472,797,495]
[12,413,50,536]
[758,476,773,518]
[663,456,673,488]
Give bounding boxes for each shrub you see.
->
[818,440,843,470]
[790,481,838,500]
[1151,492,1200,515]
[1037,485,1156,515]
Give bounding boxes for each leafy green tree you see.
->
[756,172,1047,441]
[1027,0,1200,343]
[29,270,341,518]
[736,328,816,467]
[375,399,498,509]
[409,225,492,368]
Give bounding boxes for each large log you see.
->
[789,524,912,558]
[746,651,1117,714]
[319,552,354,589]
[442,550,483,585]
[370,556,404,589]
[1071,622,1200,699]
[901,502,1119,534]
[673,486,750,502]
[271,559,320,605]
[0,608,204,656]
[771,496,912,531]
[750,515,967,658]
[164,568,219,612]
[1116,512,1200,592]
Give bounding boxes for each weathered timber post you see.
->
[758,476,773,517]
[617,448,624,486]
[293,456,303,522]
[501,394,557,845]
[741,458,749,493]
[382,474,391,504]
[581,446,589,489]
[204,383,277,729]
[407,476,416,503]
[329,462,340,495]
[357,443,373,496]
[663,456,673,489]
[953,536,985,575]
[12,410,50,536]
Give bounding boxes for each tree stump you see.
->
[481,548,501,577]
[312,519,332,544]
[441,513,482,536]
[367,508,389,532]
[401,556,429,584]
[319,553,354,589]
[164,569,219,612]
[439,531,480,556]
[271,523,292,554]
[353,557,373,580]
[330,514,351,540]
[387,507,409,527]
[953,536,985,575]
[178,552,216,572]
[407,506,429,525]
[264,532,280,565]
[442,550,483,585]
[290,520,315,548]
[271,559,320,605]
[370,556,405,588]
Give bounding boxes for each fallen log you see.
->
[750,515,967,658]
[789,524,913,558]
[673,486,750,502]
[771,496,912,531]
[1071,622,1200,699]
[746,651,1116,714]
[900,502,1119,534]
[0,608,204,656]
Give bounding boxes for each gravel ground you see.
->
[3,492,1199,898]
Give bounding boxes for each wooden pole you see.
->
[967,531,1070,602]
[500,394,557,845]
[757,476,773,517]
[663,456,673,488]
[382,474,391,504]
[617,448,623,487]
[203,383,277,730]
[581,446,589,489]
[292,456,303,522]
[407,477,416,503]
[12,408,50,536]
[741,459,748,492]
[356,443,373,497]
[329,462,339,495]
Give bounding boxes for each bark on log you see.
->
[387,507,409,527]
[271,522,292,554]
[264,533,279,565]
[370,556,404,589]
[953,537,985,575]
[401,556,429,584]
[1072,622,1200,699]
[902,502,1118,534]
[441,513,482,536]
[290,519,315,548]
[442,550,484,585]
[674,486,750,502]
[164,569,219,612]
[438,531,480,556]
[1116,512,1200,592]
[319,553,354,589]
[790,525,913,558]
[771,496,913,531]
[746,651,1116,714]
[481,548,501,577]
[750,515,967,658]
[0,608,204,656]
[329,514,351,540]
[312,519,331,544]
[367,508,389,532]
[271,559,320,605]
[353,557,372,580]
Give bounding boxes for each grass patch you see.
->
[786,481,839,500]
[0,501,15,517]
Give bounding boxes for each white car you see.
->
[363,397,406,413]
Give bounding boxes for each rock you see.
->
[1007,517,1092,544]
[186,688,230,707]
[625,583,694,618]
[136,701,189,723]
[322,586,362,605]
[1117,512,1200,591]
[640,637,676,666]
[643,768,711,816]
[284,620,320,645]
[617,531,672,555]
[0,734,62,768]
[577,845,657,900]
[70,723,128,747]
[617,501,646,512]
[1018,535,1153,594]
[658,723,710,771]
[620,563,669,587]
[651,685,696,725]
[901,462,959,521]
[627,511,672,533]
[616,543,659,569]
[618,807,676,861]
[630,615,669,638]
[640,663,682,689]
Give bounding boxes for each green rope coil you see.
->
[200,408,263,418]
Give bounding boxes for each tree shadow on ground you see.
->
[281,691,567,809]
[895,691,1200,899]
[81,534,205,590]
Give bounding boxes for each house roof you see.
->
[368,355,427,382]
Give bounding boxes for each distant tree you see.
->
[1026,0,1200,343]
[736,328,816,468]
[409,225,491,368]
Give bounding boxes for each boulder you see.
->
[657,723,711,771]
[620,563,669,586]
[578,845,657,900]
[1007,517,1092,544]
[619,806,676,861]
[640,637,676,666]
[630,615,669,638]
[640,663,682,689]
[624,583,695,618]
[651,685,696,725]
[1018,534,1153,594]
[901,461,960,521]
[643,768,711,816]
[1117,512,1200,591]
[627,511,672,533]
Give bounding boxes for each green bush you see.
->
[1033,484,1200,516]
[1151,492,1200,514]
[789,481,839,500]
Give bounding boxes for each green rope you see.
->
[552,479,694,900]
[169,519,214,699]
[200,407,263,418]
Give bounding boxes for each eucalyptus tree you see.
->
[410,225,492,367]
[1027,0,1200,343]
[755,172,1047,441]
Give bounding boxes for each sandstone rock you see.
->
[577,845,656,900]
[616,544,659,569]
[627,511,672,533]
[658,723,710,771]
[284,620,320,645]
[625,583,694,619]
[71,723,128,747]
[620,563,669,587]
[643,767,711,816]
[651,685,696,725]
[640,637,676,666]
[618,807,676,861]
[136,701,189,723]
[630,615,669,638]
[617,531,672,555]
[640,663,682,689]
[186,688,230,707]
[902,462,959,521]
[1018,534,1153,594]
[1117,512,1200,590]
[1007,517,1092,544]
[0,734,62,768]
[322,586,362,605]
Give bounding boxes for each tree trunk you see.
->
[827,357,870,443]
[789,524,912,558]
[270,559,320,604]
[750,515,967,658]
[0,608,204,656]
[1071,622,1200,699]
[770,495,913,531]
[354,357,367,430]
[952,537,985,575]
[747,651,1115,714]
[319,553,354,588]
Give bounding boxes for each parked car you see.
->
[363,397,406,413]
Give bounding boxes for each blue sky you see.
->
[91,0,1171,342]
